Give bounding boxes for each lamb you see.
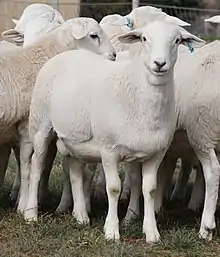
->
[3,3,65,47]
[26,20,204,243]
[56,7,193,214]
[166,15,220,210]
[0,17,115,214]
[0,3,65,203]
[152,34,220,243]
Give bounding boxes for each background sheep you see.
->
[166,14,220,211]
[0,17,115,215]
[0,3,65,204]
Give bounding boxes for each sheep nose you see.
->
[154,60,166,69]
[110,51,117,61]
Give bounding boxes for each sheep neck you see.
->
[117,57,176,153]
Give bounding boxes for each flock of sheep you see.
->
[0,2,220,245]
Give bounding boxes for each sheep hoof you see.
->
[104,228,120,242]
[199,227,214,241]
[104,220,120,241]
[24,208,38,222]
[56,202,72,214]
[73,211,90,225]
[144,228,160,244]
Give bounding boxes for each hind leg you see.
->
[68,156,89,224]
[123,162,141,224]
[56,156,73,213]
[196,149,220,240]
[24,124,53,221]
[188,163,204,211]
[38,139,57,206]
[11,144,21,203]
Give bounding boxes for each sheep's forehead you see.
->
[133,6,162,15]
[100,14,122,25]
[143,21,179,42]
[84,18,103,33]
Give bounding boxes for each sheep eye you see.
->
[90,34,99,40]
[142,36,147,42]
[175,38,180,44]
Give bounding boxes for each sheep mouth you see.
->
[152,70,168,76]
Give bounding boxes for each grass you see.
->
[0,156,220,256]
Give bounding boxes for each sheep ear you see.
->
[12,18,19,25]
[180,28,206,51]
[2,29,24,45]
[2,28,21,38]
[72,19,88,40]
[165,15,191,27]
[204,15,220,24]
[118,29,142,44]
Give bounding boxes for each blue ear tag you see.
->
[187,41,194,53]
[126,18,133,29]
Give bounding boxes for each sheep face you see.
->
[118,21,205,77]
[71,18,116,61]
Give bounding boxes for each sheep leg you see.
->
[56,156,73,213]
[24,129,51,221]
[170,160,191,202]
[142,151,165,243]
[38,139,57,206]
[0,145,11,186]
[68,156,89,224]
[120,167,131,201]
[93,163,106,200]
[17,133,33,214]
[83,163,96,214]
[197,149,220,241]
[188,163,205,211]
[10,144,21,203]
[123,162,141,224]
[102,150,121,241]
[154,157,176,213]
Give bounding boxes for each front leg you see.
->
[17,122,33,215]
[142,151,166,243]
[101,149,121,241]
[123,162,142,224]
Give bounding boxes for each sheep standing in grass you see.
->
[27,21,204,243]
[0,3,65,203]
[168,15,220,211]
[0,17,115,214]
[56,6,192,215]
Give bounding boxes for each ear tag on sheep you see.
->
[187,41,194,53]
[126,18,133,29]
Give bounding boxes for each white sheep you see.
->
[3,3,65,47]
[0,3,65,203]
[0,17,115,214]
[26,21,204,243]
[154,37,220,242]
[56,7,193,215]
[167,15,220,211]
